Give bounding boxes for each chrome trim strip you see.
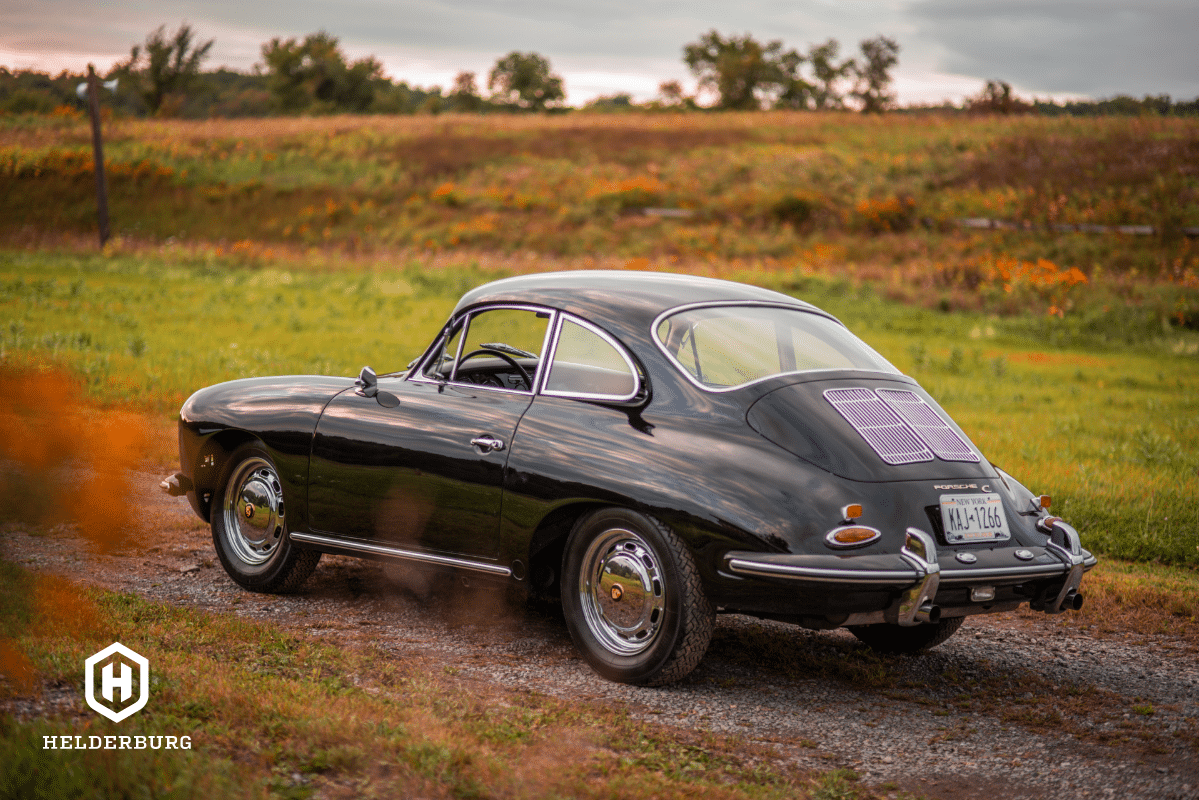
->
[447,310,470,382]
[534,308,559,389]
[537,313,562,394]
[649,301,901,394]
[724,557,917,585]
[540,313,641,402]
[290,531,513,576]
[938,563,1067,583]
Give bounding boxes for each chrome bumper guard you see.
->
[890,528,940,627]
[159,473,191,497]
[1041,519,1088,614]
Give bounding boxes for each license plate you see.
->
[939,493,1011,543]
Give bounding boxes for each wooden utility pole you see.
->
[85,64,111,247]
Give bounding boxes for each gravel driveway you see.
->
[4,469,1197,800]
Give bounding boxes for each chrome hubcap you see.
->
[221,457,285,566]
[579,529,665,656]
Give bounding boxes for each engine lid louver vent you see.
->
[823,388,934,465]
[875,388,980,463]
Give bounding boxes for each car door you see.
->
[307,305,552,560]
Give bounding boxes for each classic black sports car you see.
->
[163,270,1095,685]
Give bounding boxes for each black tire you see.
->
[211,443,320,593]
[848,617,965,655]
[561,508,714,686]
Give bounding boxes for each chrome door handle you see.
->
[470,435,505,452]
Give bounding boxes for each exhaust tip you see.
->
[1068,591,1084,611]
[917,602,941,624]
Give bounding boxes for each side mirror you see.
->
[355,366,400,408]
[355,366,379,397]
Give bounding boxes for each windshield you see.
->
[655,304,900,390]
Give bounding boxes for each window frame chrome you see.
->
[650,300,902,394]
[539,313,642,403]
[408,303,558,397]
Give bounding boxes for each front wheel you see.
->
[211,443,320,593]
[848,616,964,655]
[561,509,714,686]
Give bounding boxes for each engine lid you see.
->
[746,376,998,483]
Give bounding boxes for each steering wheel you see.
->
[458,348,534,390]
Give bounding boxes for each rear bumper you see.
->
[724,521,1096,624]
[723,546,1094,589]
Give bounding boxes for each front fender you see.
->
[178,376,355,526]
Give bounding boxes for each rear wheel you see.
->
[562,509,714,686]
[211,443,320,593]
[848,617,964,655]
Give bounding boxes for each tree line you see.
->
[2,23,1196,119]
[0,26,571,118]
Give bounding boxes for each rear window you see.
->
[655,305,899,390]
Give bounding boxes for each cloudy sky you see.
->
[2,1,1195,105]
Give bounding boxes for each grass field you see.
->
[2,112,1196,340]
[2,114,1197,308]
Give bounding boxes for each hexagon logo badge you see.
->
[85,642,149,723]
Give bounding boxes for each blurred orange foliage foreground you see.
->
[0,364,150,550]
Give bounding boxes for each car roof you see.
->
[452,271,822,329]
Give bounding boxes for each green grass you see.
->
[0,249,473,408]
[0,720,249,800]
[1066,558,1199,638]
[1,249,1197,567]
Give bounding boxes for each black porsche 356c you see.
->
[163,271,1095,685]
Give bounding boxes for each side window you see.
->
[460,308,549,361]
[544,317,638,400]
[447,307,550,392]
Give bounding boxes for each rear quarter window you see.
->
[544,317,638,400]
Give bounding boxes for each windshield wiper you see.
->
[480,342,537,359]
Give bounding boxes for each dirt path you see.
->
[4,468,1198,800]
